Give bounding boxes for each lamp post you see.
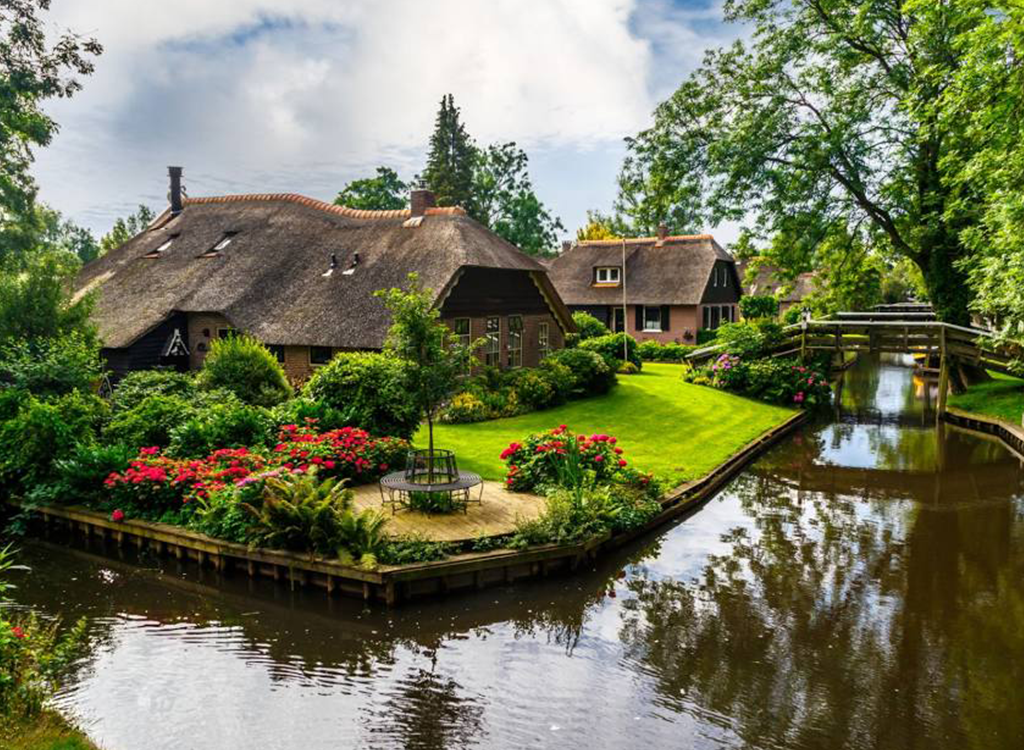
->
[621,237,628,361]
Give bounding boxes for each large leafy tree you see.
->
[616,0,993,324]
[420,94,478,215]
[99,205,155,254]
[474,142,564,255]
[0,0,102,260]
[334,166,408,210]
[943,6,1024,360]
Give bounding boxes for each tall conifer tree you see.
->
[421,94,478,215]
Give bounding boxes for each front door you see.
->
[613,307,625,333]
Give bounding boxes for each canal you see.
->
[6,354,1024,749]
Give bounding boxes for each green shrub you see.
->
[0,391,106,491]
[542,348,615,397]
[618,361,639,374]
[506,368,557,409]
[376,535,453,565]
[637,340,697,362]
[189,487,255,545]
[782,305,805,325]
[579,332,642,370]
[267,397,350,432]
[103,393,193,449]
[303,352,418,439]
[716,320,785,358]
[0,333,104,398]
[110,369,196,413]
[739,295,779,320]
[571,311,610,340]
[696,328,718,346]
[30,443,135,506]
[167,402,274,458]
[441,392,490,424]
[197,334,292,407]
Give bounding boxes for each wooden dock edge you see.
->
[8,412,807,606]
[942,407,1024,461]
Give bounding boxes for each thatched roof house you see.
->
[547,227,741,343]
[79,168,573,382]
[738,260,817,313]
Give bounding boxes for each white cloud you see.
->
[33,0,740,241]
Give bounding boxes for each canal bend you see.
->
[6,354,1024,749]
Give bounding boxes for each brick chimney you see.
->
[410,189,436,217]
[168,166,184,215]
[657,222,668,241]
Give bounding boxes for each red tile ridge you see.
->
[577,233,715,246]
[181,193,467,219]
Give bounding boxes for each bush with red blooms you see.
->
[102,421,409,521]
[499,425,654,495]
[270,422,407,484]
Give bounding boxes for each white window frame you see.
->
[485,317,501,367]
[595,267,621,284]
[642,305,663,333]
[453,318,471,348]
[213,234,234,251]
[507,315,523,368]
[538,322,550,358]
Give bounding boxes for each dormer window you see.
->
[595,267,621,285]
[201,232,237,258]
[145,234,177,258]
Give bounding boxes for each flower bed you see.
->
[102,422,408,522]
[686,354,832,408]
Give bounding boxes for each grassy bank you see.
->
[0,710,98,750]
[417,363,795,487]
[949,371,1024,424]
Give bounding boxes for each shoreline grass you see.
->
[417,363,795,487]
[949,371,1024,425]
[0,709,99,750]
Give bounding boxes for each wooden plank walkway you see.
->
[349,481,546,543]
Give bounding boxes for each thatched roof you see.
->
[547,234,736,306]
[78,193,570,350]
[738,260,817,303]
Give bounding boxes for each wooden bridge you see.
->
[688,313,1015,414]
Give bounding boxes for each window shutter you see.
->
[661,305,670,331]
[635,305,643,331]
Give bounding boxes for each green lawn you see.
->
[949,371,1024,424]
[0,710,100,750]
[416,363,795,487]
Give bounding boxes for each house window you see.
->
[267,345,285,363]
[453,318,471,348]
[539,322,550,358]
[722,267,729,287]
[507,315,523,368]
[154,238,173,253]
[309,346,332,366]
[213,233,236,251]
[703,306,711,329]
[485,317,501,367]
[595,267,621,285]
[642,306,663,332]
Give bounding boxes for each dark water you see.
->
[6,355,1024,749]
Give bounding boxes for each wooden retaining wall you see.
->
[13,412,808,606]
[942,407,1024,461]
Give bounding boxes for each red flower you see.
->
[594,455,604,463]
[11,626,26,639]
[111,509,125,522]
[618,460,627,467]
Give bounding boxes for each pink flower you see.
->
[594,455,604,463]
[140,446,160,456]
[807,377,815,385]
[794,392,805,404]
[111,509,125,522]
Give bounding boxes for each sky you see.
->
[33,0,745,245]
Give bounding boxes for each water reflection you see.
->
[6,355,1024,749]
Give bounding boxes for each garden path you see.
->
[349,481,546,543]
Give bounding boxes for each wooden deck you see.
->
[349,481,546,543]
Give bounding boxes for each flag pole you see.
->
[621,237,628,362]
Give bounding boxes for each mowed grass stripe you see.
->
[415,363,796,486]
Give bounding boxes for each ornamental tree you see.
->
[374,274,481,464]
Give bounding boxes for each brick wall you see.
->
[444,311,564,371]
[625,304,699,345]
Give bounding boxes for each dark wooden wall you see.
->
[102,311,189,380]
[441,267,552,316]
[700,261,743,304]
